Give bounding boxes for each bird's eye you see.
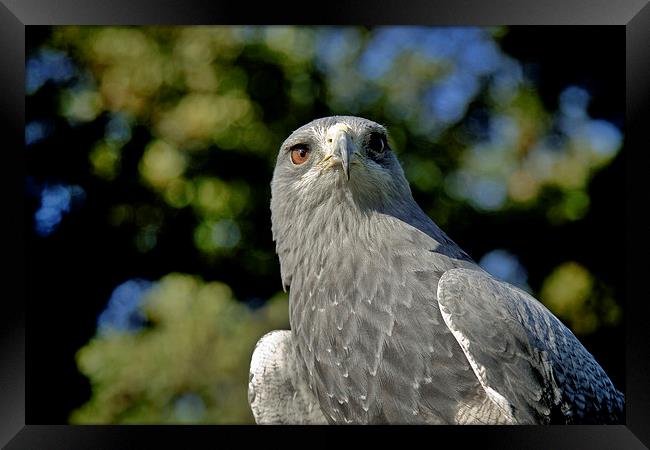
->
[290,145,310,165]
[367,132,387,154]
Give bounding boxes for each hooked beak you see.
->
[323,124,355,180]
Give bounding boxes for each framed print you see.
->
[2,0,649,448]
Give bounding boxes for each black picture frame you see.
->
[3,0,649,448]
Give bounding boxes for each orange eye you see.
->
[290,145,310,165]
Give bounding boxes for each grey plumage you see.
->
[248,115,624,424]
[248,331,326,424]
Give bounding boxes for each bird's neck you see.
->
[272,187,459,292]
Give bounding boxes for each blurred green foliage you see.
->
[540,262,621,335]
[26,26,624,423]
[71,274,289,423]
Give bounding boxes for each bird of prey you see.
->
[248,116,624,425]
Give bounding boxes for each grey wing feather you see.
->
[248,330,327,424]
[437,268,624,424]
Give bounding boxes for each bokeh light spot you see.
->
[97,279,154,335]
[34,183,86,236]
[539,262,607,335]
[173,393,207,423]
[479,249,530,292]
[25,120,54,146]
[26,48,76,95]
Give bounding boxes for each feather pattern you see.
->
[249,116,625,424]
[437,268,624,423]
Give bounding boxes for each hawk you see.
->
[248,116,624,424]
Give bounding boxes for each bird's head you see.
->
[271,116,412,215]
[270,116,420,289]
